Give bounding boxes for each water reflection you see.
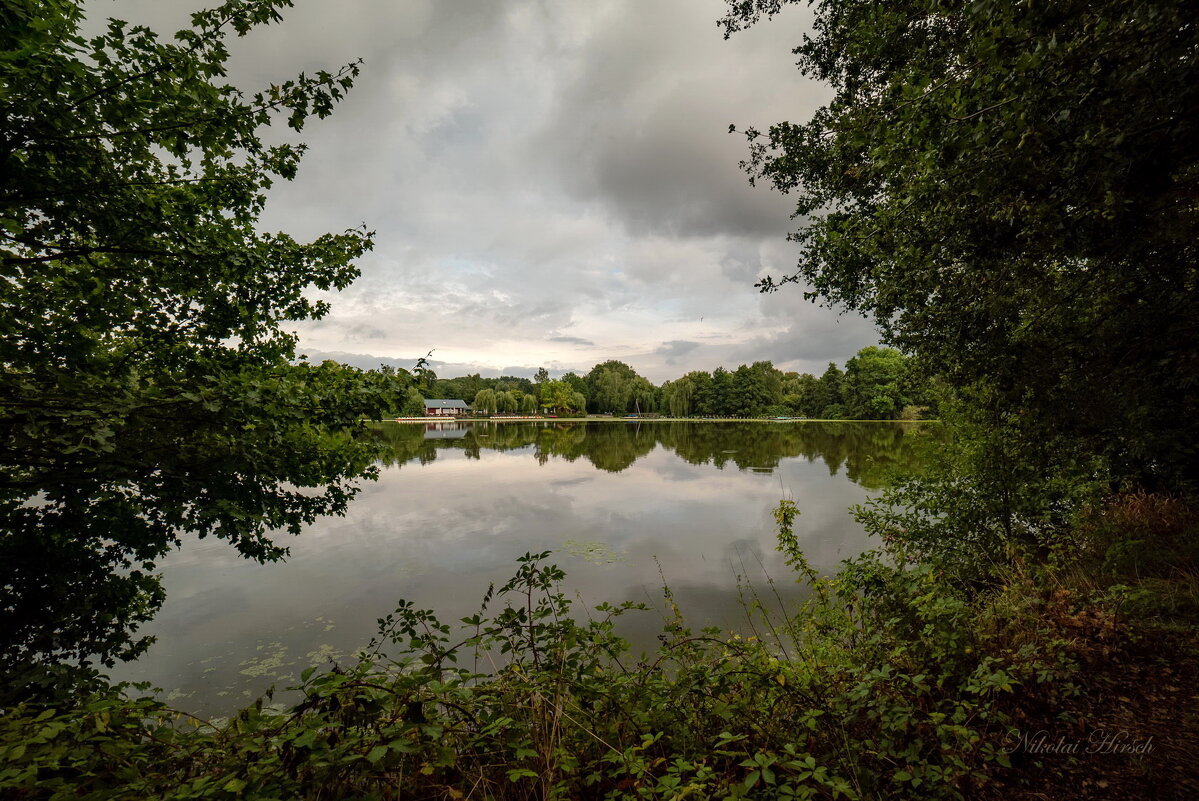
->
[366,420,930,488]
[110,422,935,713]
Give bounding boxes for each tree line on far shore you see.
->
[394,346,935,420]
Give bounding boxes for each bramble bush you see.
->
[0,517,1113,801]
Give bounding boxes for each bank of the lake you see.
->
[390,415,940,423]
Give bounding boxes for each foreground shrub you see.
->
[1,529,1115,801]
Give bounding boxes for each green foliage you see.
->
[684,370,715,415]
[412,362,436,395]
[431,375,535,405]
[413,353,932,421]
[660,376,696,417]
[854,400,1108,587]
[539,379,582,414]
[583,361,658,414]
[472,388,497,415]
[0,1,402,688]
[569,392,588,416]
[724,0,1199,492]
[495,388,518,414]
[586,360,640,414]
[399,387,426,417]
[430,372,484,402]
[725,361,785,417]
[843,347,909,420]
[0,539,1099,800]
[559,372,589,406]
[778,359,909,420]
[812,364,845,419]
[656,354,930,420]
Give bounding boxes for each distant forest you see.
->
[392,346,935,420]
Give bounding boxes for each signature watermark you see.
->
[1006,729,1154,756]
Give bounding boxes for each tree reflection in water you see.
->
[365,420,938,489]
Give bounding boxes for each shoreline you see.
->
[382,416,940,424]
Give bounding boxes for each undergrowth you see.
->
[2,508,1149,800]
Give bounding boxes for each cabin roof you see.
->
[424,398,470,409]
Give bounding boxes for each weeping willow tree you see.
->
[472,389,497,415]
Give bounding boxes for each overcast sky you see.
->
[88,0,880,382]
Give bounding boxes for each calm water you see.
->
[109,421,933,712]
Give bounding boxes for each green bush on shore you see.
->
[2,532,1119,800]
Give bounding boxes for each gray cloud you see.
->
[301,350,544,380]
[298,350,433,372]
[727,304,880,374]
[343,323,388,342]
[655,340,701,365]
[86,0,875,383]
[523,0,825,241]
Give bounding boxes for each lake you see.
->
[108,420,934,713]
